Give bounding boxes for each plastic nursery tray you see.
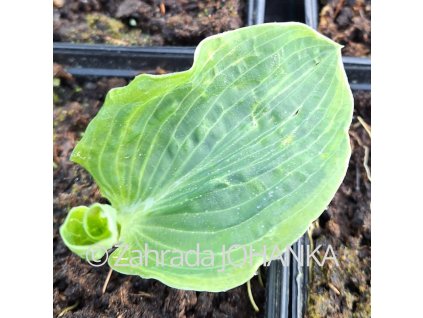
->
[54,0,370,90]
[265,233,310,318]
[53,43,370,91]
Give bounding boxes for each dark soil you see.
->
[318,0,371,57]
[306,90,371,318]
[53,0,245,46]
[305,2,371,317]
[53,66,265,318]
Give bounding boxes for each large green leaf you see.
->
[63,22,353,291]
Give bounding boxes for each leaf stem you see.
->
[257,268,264,288]
[102,267,113,294]
[357,116,371,138]
[58,301,79,317]
[308,223,316,286]
[247,280,259,312]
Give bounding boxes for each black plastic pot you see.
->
[304,0,319,30]
[53,44,195,77]
[53,1,370,317]
[264,0,305,24]
[53,44,370,91]
[265,233,310,318]
[248,0,266,25]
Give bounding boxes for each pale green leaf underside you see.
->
[69,22,353,291]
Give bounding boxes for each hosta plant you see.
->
[60,22,353,292]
